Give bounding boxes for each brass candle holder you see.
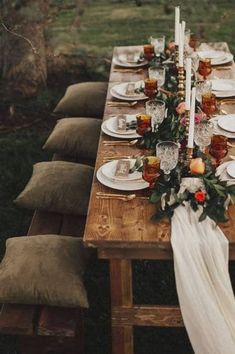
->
[186,146,194,163]
[177,66,185,100]
[184,109,190,135]
[174,45,179,67]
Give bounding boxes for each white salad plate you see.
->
[217,115,235,133]
[197,50,233,65]
[113,53,148,68]
[226,162,235,179]
[211,79,235,92]
[101,119,140,139]
[210,116,235,139]
[105,114,137,135]
[111,81,147,101]
[97,164,148,191]
[101,159,142,182]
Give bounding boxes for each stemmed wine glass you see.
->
[142,156,161,189]
[150,36,165,57]
[156,141,179,181]
[148,67,166,87]
[146,99,165,132]
[194,121,214,153]
[195,80,212,103]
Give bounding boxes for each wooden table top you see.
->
[83,44,235,258]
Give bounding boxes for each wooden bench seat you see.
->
[0,154,92,354]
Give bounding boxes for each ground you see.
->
[0,0,235,353]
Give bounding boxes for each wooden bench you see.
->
[0,154,94,354]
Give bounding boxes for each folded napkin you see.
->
[171,203,235,354]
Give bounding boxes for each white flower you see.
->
[178,177,205,196]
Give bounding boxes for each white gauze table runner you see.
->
[171,202,235,354]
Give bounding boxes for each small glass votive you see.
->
[143,44,155,61]
[142,156,161,189]
[136,113,152,136]
[144,78,158,99]
[201,93,217,117]
[198,58,212,80]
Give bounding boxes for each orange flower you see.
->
[176,101,186,115]
[194,191,206,203]
[189,158,206,175]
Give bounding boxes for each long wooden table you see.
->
[84,45,235,354]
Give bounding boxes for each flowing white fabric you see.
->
[171,203,235,354]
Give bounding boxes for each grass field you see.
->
[0,0,235,353]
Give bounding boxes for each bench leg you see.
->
[110,259,134,354]
[17,336,84,354]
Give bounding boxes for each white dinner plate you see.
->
[106,115,137,135]
[113,53,148,68]
[96,166,148,191]
[212,90,235,98]
[211,80,235,92]
[197,51,233,65]
[101,159,142,181]
[210,116,235,139]
[226,162,235,179]
[101,120,141,139]
[111,82,147,101]
[217,115,235,133]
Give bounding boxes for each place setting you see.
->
[101,113,141,139]
[197,49,233,66]
[110,81,148,101]
[210,78,235,98]
[113,50,148,68]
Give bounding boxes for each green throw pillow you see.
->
[0,235,88,308]
[53,82,108,118]
[43,118,101,160]
[15,161,94,215]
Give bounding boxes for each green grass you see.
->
[0,0,235,353]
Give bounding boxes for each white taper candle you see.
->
[185,58,192,110]
[178,23,184,67]
[175,7,180,45]
[188,87,196,148]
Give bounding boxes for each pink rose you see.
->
[176,102,186,115]
[195,113,206,124]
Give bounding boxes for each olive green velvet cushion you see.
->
[0,235,88,308]
[53,82,108,118]
[43,118,101,160]
[15,161,94,215]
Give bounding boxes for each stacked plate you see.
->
[102,114,141,139]
[97,159,148,191]
[111,81,147,101]
[197,50,233,65]
[216,161,235,185]
[113,52,148,68]
[211,79,235,98]
[211,114,235,138]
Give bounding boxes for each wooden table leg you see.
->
[110,259,133,354]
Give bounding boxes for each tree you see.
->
[0,0,48,98]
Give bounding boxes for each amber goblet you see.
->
[209,135,228,166]
[198,58,212,80]
[144,78,158,99]
[142,156,161,189]
[143,44,155,61]
[201,93,217,117]
[136,113,152,136]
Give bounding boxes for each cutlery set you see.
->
[96,192,148,201]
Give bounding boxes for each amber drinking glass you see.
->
[136,113,152,136]
[209,135,228,166]
[198,58,212,80]
[142,156,161,189]
[144,78,158,99]
[201,93,217,117]
[143,44,155,61]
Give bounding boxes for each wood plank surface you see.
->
[83,44,235,257]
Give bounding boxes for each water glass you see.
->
[198,58,212,80]
[144,78,158,99]
[146,99,165,131]
[194,121,214,152]
[150,36,165,55]
[136,113,152,136]
[201,93,217,117]
[210,135,228,166]
[148,67,165,87]
[142,156,161,189]
[156,141,179,180]
[195,80,212,103]
[143,44,155,61]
